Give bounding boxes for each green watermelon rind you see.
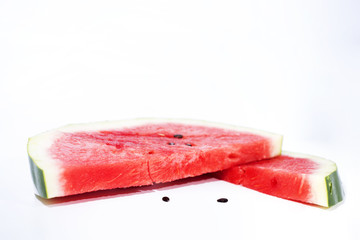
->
[28,156,47,198]
[218,151,344,208]
[282,151,344,207]
[326,170,343,207]
[277,152,344,207]
[28,131,64,199]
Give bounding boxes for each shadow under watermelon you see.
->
[36,174,217,207]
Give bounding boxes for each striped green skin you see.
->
[326,170,343,207]
[28,156,47,198]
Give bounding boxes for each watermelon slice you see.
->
[27,119,283,199]
[215,152,344,207]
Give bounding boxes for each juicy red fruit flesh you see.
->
[50,123,274,196]
[216,155,319,203]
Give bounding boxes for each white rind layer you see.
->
[28,118,283,198]
[281,151,337,207]
[27,131,64,198]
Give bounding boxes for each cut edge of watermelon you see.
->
[28,156,47,198]
[273,151,343,207]
[27,131,64,199]
[27,119,283,199]
[59,118,279,136]
[326,170,344,207]
[58,118,284,157]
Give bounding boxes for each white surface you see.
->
[0,0,359,239]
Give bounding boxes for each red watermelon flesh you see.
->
[215,152,344,207]
[28,119,283,199]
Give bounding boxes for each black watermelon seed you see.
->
[173,134,183,139]
[217,198,228,203]
[185,143,192,146]
[162,196,170,202]
[168,142,175,145]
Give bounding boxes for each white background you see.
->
[1,0,359,239]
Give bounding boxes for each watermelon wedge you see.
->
[27,119,283,199]
[215,152,344,207]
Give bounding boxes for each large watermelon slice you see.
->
[215,152,344,207]
[27,119,283,199]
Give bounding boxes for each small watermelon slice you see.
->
[27,119,283,199]
[215,152,344,207]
